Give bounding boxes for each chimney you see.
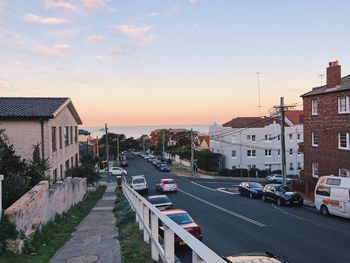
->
[327,60,341,88]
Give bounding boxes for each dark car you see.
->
[148,195,174,211]
[262,184,303,206]
[159,163,170,172]
[238,182,263,198]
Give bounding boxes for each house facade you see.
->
[0,97,82,181]
[209,111,303,175]
[301,61,350,179]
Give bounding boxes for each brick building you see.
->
[301,61,350,181]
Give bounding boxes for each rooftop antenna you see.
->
[318,73,324,86]
[256,72,263,117]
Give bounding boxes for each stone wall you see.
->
[5,177,87,238]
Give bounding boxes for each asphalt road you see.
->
[109,155,350,263]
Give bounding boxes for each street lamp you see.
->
[0,174,3,219]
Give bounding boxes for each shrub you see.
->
[0,214,18,253]
[66,154,99,185]
[196,150,222,172]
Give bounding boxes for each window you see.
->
[289,134,293,140]
[252,135,256,141]
[297,133,301,140]
[326,178,341,186]
[248,165,256,169]
[59,127,63,149]
[278,149,281,156]
[71,157,74,167]
[247,135,256,141]
[70,126,73,144]
[338,132,350,150]
[311,99,318,115]
[247,135,251,140]
[316,186,330,197]
[265,149,272,156]
[277,134,280,141]
[247,150,256,157]
[297,162,302,170]
[265,134,272,141]
[75,153,79,167]
[338,96,350,113]
[52,127,57,152]
[65,127,69,146]
[65,160,70,171]
[289,148,293,155]
[74,126,78,143]
[231,150,236,158]
[232,165,236,169]
[339,168,350,177]
[53,169,57,182]
[312,132,319,147]
[60,164,63,180]
[289,163,294,170]
[312,162,319,178]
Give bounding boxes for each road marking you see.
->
[216,188,239,195]
[190,181,216,191]
[178,189,266,227]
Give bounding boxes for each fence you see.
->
[122,181,226,263]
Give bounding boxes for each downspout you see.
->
[40,119,45,159]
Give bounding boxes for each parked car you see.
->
[223,251,289,263]
[156,178,177,193]
[266,174,293,184]
[109,167,127,176]
[315,176,350,218]
[147,195,174,211]
[120,159,128,167]
[262,184,303,206]
[238,182,263,198]
[159,163,170,172]
[160,209,202,246]
[130,175,148,194]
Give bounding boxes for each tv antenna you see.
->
[318,74,324,86]
[256,72,263,117]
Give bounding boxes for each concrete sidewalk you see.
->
[49,182,121,263]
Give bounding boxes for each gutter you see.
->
[40,119,45,159]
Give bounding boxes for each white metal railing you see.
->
[122,181,227,263]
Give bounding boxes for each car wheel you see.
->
[272,180,277,183]
[277,198,282,206]
[109,172,113,176]
[298,200,303,207]
[262,194,266,202]
[249,193,253,199]
[239,190,243,196]
[121,172,125,176]
[320,205,329,216]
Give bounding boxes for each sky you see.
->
[1,0,350,127]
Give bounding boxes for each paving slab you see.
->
[49,182,121,263]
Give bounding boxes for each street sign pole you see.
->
[0,174,3,219]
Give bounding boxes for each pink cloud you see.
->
[23,13,69,25]
[45,0,81,13]
[87,35,106,44]
[82,0,109,10]
[112,25,152,38]
[32,44,71,56]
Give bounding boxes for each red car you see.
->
[160,209,202,246]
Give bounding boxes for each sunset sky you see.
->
[1,0,350,126]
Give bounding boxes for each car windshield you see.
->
[133,178,145,184]
[168,213,194,225]
[161,164,168,167]
[149,196,171,204]
[249,182,262,188]
[163,180,174,185]
[279,185,292,192]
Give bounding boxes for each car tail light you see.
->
[162,182,165,188]
[185,227,201,237]
[174,183,177,188]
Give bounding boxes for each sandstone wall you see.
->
[5,177,87,238]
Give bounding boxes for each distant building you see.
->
[78,129,90,142]
[209,111,303,174]
[301,61,350,179]
[0,97,82,181]
[194,134,210,150]
[150,128,189,146]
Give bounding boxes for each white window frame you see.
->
[289,134,293,140]
[312,162,319,178]
[297,162,302,170]
[265,149,272,157]
[312,132,319,147]
[338,132,350,150]
[277,149,281,156]
[311,99,318,116]
[231,150,236,158]
[251,135,256,141]
[289,162,294,170]
[339,168,350,177]
[247,150,256,157]
[338,96,350,114]
[289,148,293,155]
[297,133,301,140]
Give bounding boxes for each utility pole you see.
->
[117,136,120,167]
[86,138,89,156]
[105,123,109,174]
[96,136,99,158]
[142,137,145,153]
[319,73,324,86]
[191,129,194,176]
[0,174,3,219]
[256,72,263,117]
[162,129,165,159]
[274,97,296,185]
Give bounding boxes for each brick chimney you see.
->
[327,60,341,88]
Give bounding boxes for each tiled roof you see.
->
[0,97,82,124]
[301,74,350,97]
[223,116,283,128]
[285,110,303,125]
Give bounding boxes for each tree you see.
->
[66,154,99,185]
[26,143,51,187]
[196,150,222,172]
[0,130,28,209]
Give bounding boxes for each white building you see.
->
[209,111,304,175]
[0,97,82,181]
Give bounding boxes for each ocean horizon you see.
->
[82,124,210,139]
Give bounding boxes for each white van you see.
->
[315,176,350,219]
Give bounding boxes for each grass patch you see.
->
[0,186,106,263]
[115,189,156,263]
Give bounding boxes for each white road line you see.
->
[178,189,266,228]
[216,188,239,195]
[191,181,216,191]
